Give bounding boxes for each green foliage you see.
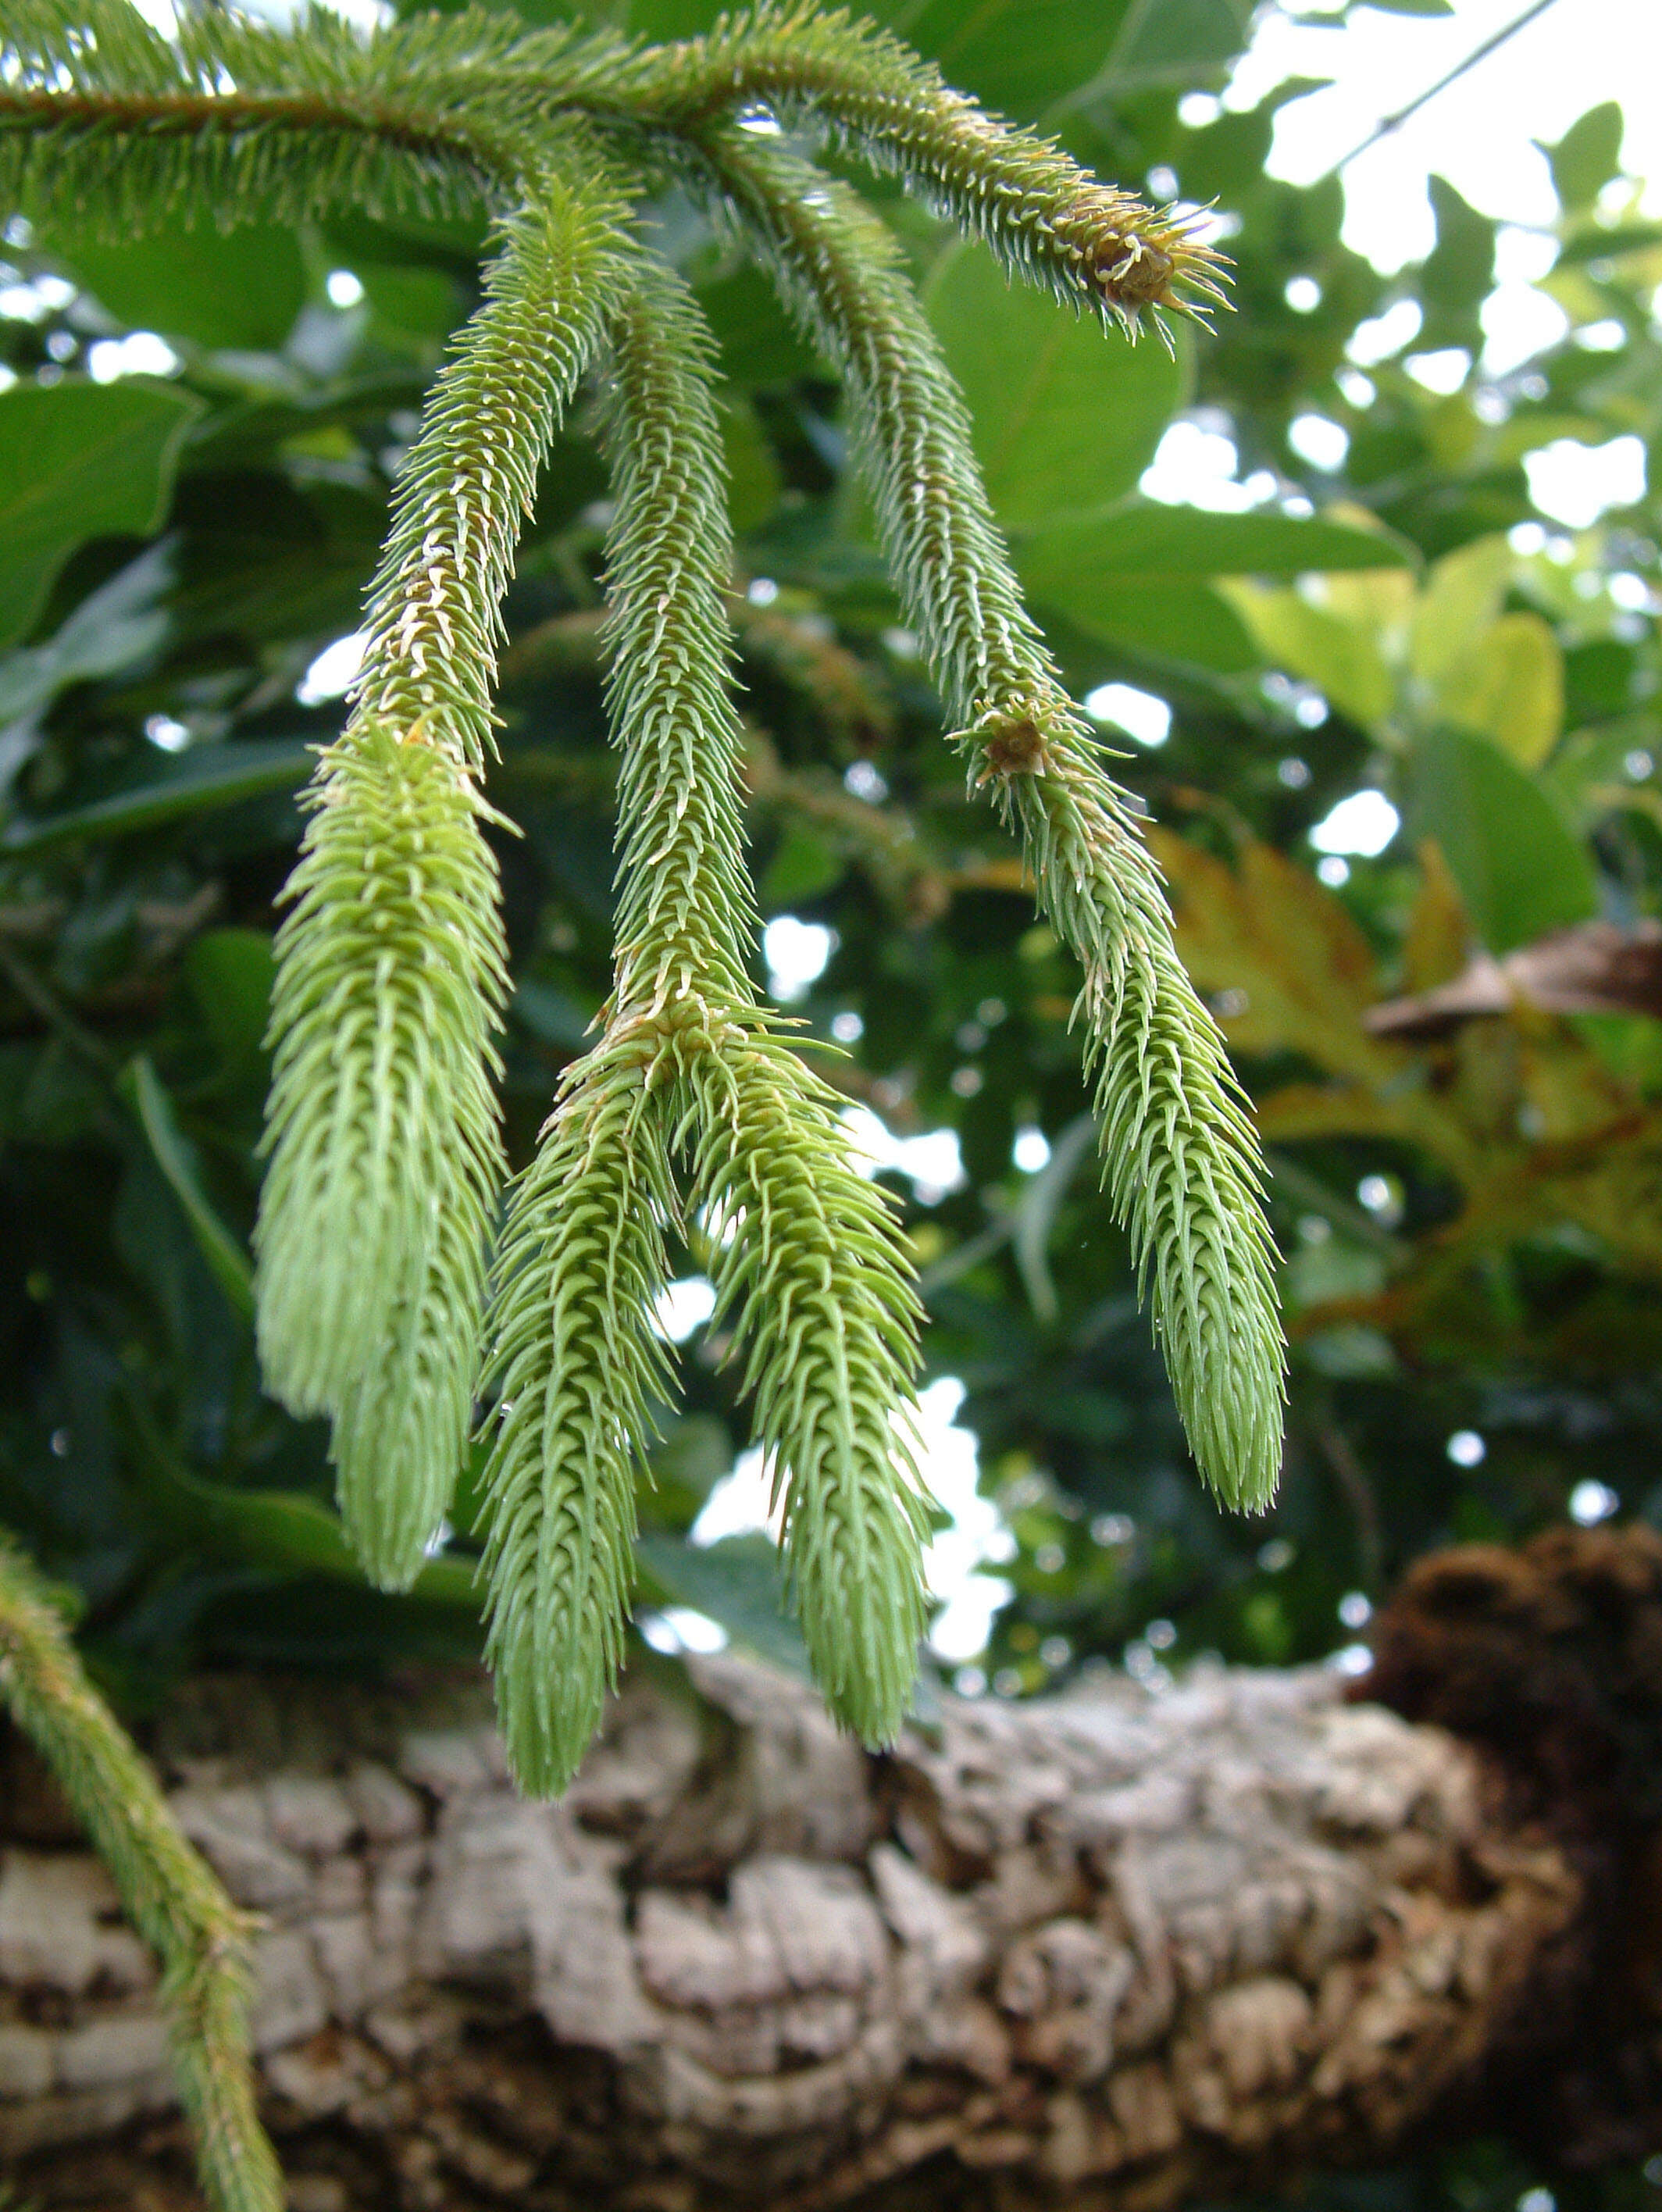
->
[0,380,200,649]
[256,722,508,1588]
[0,0,1269,1755]
[1411,724,1597,953]
[692,132,1282,1504]
[0,13,1658,2207]
[925,242,1186,527]
[483,1047,677,1789]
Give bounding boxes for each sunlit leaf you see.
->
[1435,611,1563,769]
[1409,534,1512,684]
[1221,581,1395,726]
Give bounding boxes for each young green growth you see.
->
[617,2,1227,342]
[5,0,1282,2085]
[691,1040,932,1739]
[687,134,1284,1507]
[256,176,630,1587]
[481,256,930,1791]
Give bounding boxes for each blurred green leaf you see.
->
[1557,221,1662,266]
[1411,724,1597,953]
[122,1056,254,1320]
[698,262,827,387]
[1110,0,1255,78]
[1026,502,1413,578]
[1039,577,1257,671]
[1220,581,1395,723]
[719,394,783,536]
[358,262,462,350]
[1023,507,1410,675]
[0,740,311,855]
[41,220,306,353]
[120,1400,480,1605]
[1419,176,1495,343]
[1543,101,1625,213]
[1011,1113,1095,1325]
[927,246,1186,528]
[511,976,595,1048]
[185,929,276,1076]
[1409,534,1510,683]
[759,826,844,908]
[0,541,171,733]
[865,0,1129,115]
[1436,611,1563,769]
[635,1532,812,1680]
[0,380,202,651]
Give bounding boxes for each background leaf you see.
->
[0,380,202,650]
[926,244,1186,528]
[38,219,307,354]
[1411,724,1598,952]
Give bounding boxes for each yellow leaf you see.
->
[1436,610,1564,767]
[1150,827,1399,1084]
[1409,534,1511,685]
[1219,581,1395,730]
[1400,838,1472,992]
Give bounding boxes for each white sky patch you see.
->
[1346,298,1422,367]
[1525,435,1648,530]
[638,1607,729,1657]
[0,274,75,324]
[1083,682,1172,747]
[690,1377,1016,1664]
[653,1276,716,1344]
[690,1444,780,1548]
[1309,789,1400,858]
[230,0,391,30]
[326,268,366,309]
[763,915,835,1002]
[1229,0,1662,278]
[1140,418,1277,513]
[1569,1478,1620,1525]
[1482,284,1570,376]
[917,1377,1018,1664]
[297,630,369,705]
[1013,1126,1052,1174]
[87,332,180,383]
[1287,413,1350,473]
[1403,348,1471,396]
[840,1103,966,1206]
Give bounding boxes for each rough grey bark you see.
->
[2,1650,1587,2212]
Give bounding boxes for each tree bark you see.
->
[3,1528,1660,2212]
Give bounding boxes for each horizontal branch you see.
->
[0,1650,1594,2211]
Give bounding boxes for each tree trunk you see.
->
[3,1528,1660,2212]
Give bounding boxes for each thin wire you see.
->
[1330,0,1564,174]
